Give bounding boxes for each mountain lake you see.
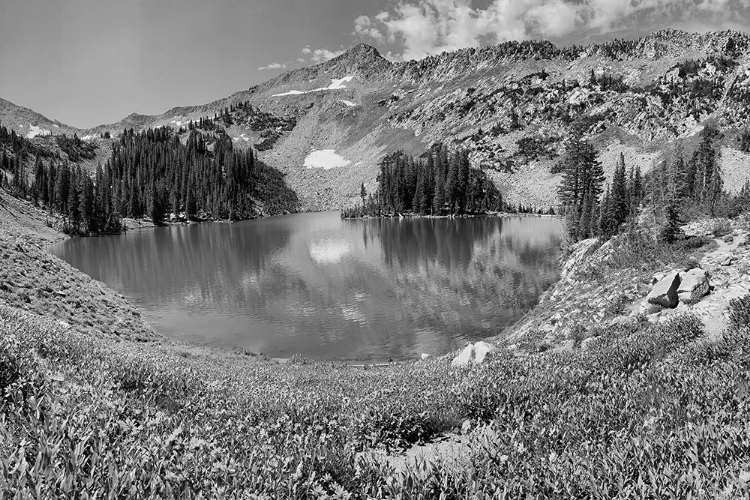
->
[49,211,564,362]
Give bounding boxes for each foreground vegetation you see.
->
[2,289,750,498]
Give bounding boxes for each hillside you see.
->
[3,29,750,211]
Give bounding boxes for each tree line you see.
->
[1,123,299,235]
[557,129,645,242]
[342,144,508,218]
[561,124,750,244]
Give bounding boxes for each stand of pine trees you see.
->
[562,124,750,244]
[341,144,509,218]
[558,129,645,242]
[1,123,299,235]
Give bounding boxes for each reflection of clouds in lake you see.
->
[340,304,367,325]
[309,238,351,264]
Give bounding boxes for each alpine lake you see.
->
[50,212,564,362]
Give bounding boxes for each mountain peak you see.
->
[339,43,383,61]
[317,42,390,80]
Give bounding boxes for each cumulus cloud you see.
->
[297,45,345,64]
[310,48,346,62]
[354,0,750,60]
[258,62,287,71]
[354,15,385,41]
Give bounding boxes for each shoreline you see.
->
[341,210,561,220]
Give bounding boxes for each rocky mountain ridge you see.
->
[2,29,750,210]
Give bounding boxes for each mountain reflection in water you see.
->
[50,212,563,361]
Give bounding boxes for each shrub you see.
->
[711,219,733,237]
[0,334,24,392]
[728,294,750,331]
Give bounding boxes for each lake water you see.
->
[49,212,563,361]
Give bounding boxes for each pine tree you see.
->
[457,150,469,213]
[433,151,445,214]
[566,204,580,241]
[578,190,592,240]
[445,151,459,212]
[660,203,682,243]
[598,185,617,239]
[611,152,629,229]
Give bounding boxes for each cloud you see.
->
[353,15,385,41]
[258,62,287,71]
[355,0,750,60]
[310,48,346,62]
[296,45,347,65]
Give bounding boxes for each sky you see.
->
[1,0,749,129]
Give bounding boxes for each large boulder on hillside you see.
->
[647,271,681,308]
[677,268,710,304]
[451,342,496,367]
[474,342,495,363]
[451,344,474,367]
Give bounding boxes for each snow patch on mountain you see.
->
[273,76,355,97]
[273,90,306,97]
[25,125,50,138]
[169,117,189,127]
[304,150,351,170]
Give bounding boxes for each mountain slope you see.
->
[3,29,750,210]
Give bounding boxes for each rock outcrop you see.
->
[647,271,682,308]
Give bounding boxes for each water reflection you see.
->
[50,212,563,361]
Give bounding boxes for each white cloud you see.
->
[355,0,750,60]
[310,48,346,62]
[297,45,345,64]
[354,15,385,41]
[258,62,287,71]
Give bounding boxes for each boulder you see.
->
[473,342,496,363]
[420,353,431,361]
[677,268,710,304]
[651,272,666,285]
[647,271,681,308]
[451,344,474,367]
[451,342,496,367]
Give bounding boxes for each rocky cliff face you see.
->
[3,29,750,210]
